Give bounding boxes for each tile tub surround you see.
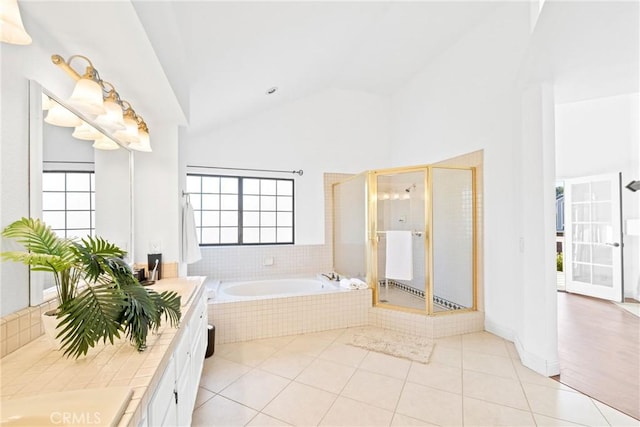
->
[0,277,206,427]
[193,328,637,427]
[210,289,372,344]
[0,299,58,358]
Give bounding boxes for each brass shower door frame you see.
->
[368,164,478,316]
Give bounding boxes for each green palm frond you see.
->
[0,251,67,273]
[118,283,158,351]
[152,290,182,328]
[57,283,125,358]
[1,218,75,271]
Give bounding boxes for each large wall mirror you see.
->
[29,80,133,306]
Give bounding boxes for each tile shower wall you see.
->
[210,290,372,344]
[188,173,352,281]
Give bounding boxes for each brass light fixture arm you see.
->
[51,54,99,82]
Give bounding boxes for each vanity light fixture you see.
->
[93,82,126,132]
[0,0,32,45]
[51,53,151,151]
[113,102,140,144]
[72,121,102,141]
[44,101,82,127]
[128,118,152,152]
[92,135,120,151]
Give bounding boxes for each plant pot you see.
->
[42,309,63,349]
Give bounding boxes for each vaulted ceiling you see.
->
[18,1,639,136]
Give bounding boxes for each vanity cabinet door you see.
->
[147,356,177,426]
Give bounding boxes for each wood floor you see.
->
[556,291,640,420]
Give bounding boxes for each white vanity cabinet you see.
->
[143,292,208,426]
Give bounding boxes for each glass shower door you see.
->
[374,169,427,311]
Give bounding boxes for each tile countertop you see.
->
[0,276,207,427]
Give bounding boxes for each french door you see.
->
[564,173,623,301]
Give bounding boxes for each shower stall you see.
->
[333,164,477,315]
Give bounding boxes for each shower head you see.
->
[405,184,416,193]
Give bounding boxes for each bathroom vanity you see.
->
[0,277,207,426]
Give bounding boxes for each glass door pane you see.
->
[374,170,426,311]
[565,173,622,301]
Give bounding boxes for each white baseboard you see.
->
[485,318,515,341]
[515,335,560,377]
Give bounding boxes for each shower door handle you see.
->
[605,242,620,247]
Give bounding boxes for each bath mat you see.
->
[348,327,434,364]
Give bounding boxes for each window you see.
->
[42,171,95,239]
[187,174,294,245]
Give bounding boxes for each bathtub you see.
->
[214,276,341,301]
[207,275,372,343]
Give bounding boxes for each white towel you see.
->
[182,200,202,264]
[350,278,368,289]
[339,278,369,290]
[385,230,413,281]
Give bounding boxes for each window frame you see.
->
[187,173,295,247]
[42,170,96,239]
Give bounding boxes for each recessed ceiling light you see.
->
[266,86,278,95]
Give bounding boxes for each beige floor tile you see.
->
[430,343,462,368]
[390,413,439,426]
[191,395,257,427]
[296,358,356,394]
[281,335,334,356]
[462,332,510,357]
[513,363,576,392]
[319,396,394,426]
[341,370,405,411]
[318,342,369,367]
[302,329,346,341]
[522,382,609,426]
[219,368,289,411]
[194,386,215,409]
[505,340,519,359]
[246,413,291,426]
[258,351,316,379]
[463,369,529,411]
[532,413,584,426]
[462,349,518,379]
[220,342,278,367]
[406,361,462,394]
[334,327,371,344]
[434,334,462,350]
[263,381,337,426]
[463,396,536,426]
[200,357,252,393]
[252,335,297,350]
[592,400,640,427]
[396,381,463,426]
[358,351,411,380]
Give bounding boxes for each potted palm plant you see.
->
[1,217,181,359]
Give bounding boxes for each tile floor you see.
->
[192,327,639,426]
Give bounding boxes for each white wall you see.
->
[388,3,561,374]
[555,93,640,299]
[133,123,181,266]
[183,88,391,245]
[0,45,31,316]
